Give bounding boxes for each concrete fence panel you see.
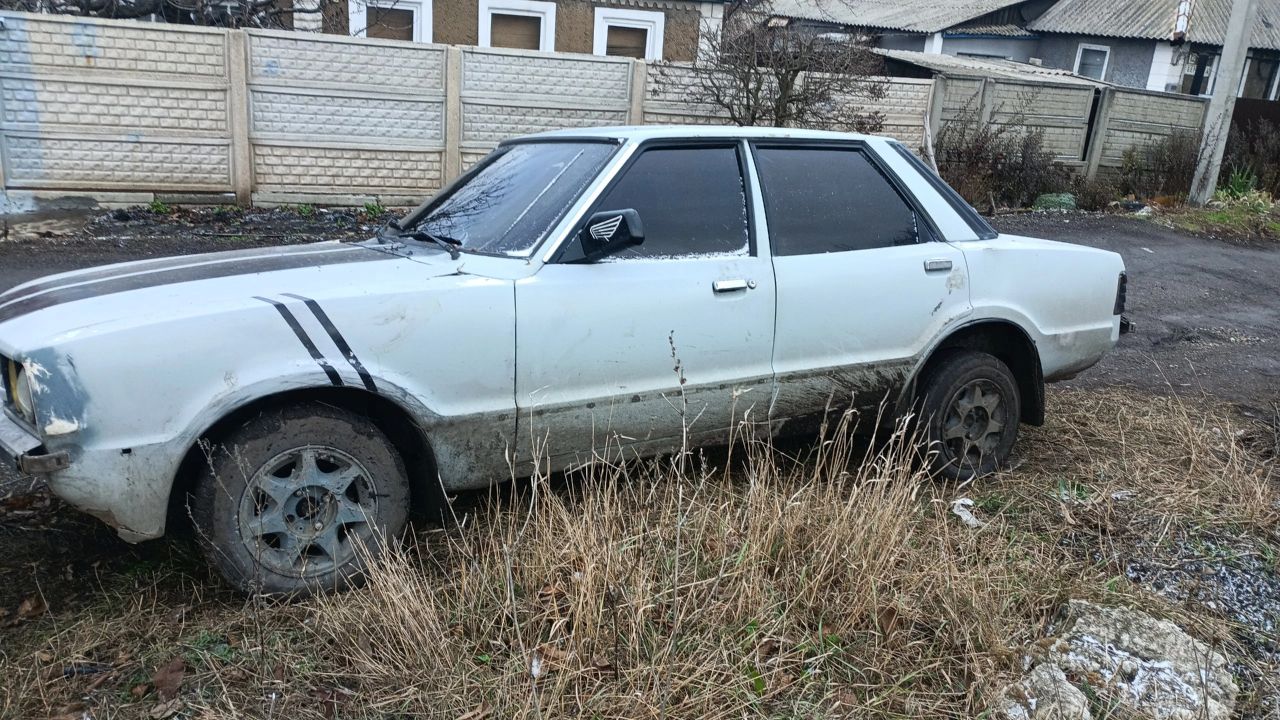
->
[0,13,233,202]
[459,48,633,171]
[245,30,448,205]
[1093,88,1208,179]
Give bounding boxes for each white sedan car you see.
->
[0,126,1127,594]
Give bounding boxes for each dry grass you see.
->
[2,388,1276,720]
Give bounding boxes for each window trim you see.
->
[479,0,557,51]
[551,139,758,263]
[348,0,433,42]
[592,7,665,60]
[748,139,943,256]
[890,142,997,240]
[1073,42,1110,81]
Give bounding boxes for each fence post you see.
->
[444,46,464,183]
[1083,87,1116,181]
[629,59,647,125]
[923,75,948,170]
[226,29,253,207]
[977,77,995,126]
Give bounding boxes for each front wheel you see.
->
[191,403,410,596]
[917,350,1021,481]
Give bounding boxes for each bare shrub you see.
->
[934,107,1069,210]
[1119,129,1201,200]
[1225,118,1280,197]
[1071,175,1120,212]
[655,8,886,132]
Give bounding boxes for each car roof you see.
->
[513,125,886,143]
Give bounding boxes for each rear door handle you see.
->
[923,258,953,272]
[713,278,754,293]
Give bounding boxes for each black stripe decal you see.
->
[283,293,378,393]
[255,296,344,387]
[0,243,365,309]
[0,246,392,324]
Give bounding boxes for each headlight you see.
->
[10,363,35,423]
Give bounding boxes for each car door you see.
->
[750,141,972,428]
[514,141,776,467]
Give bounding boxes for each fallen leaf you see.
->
[151,657,186,701]
[16,595,47,620]
[35,649,55,663]
[457,702,492,720]
[130,683,151,699]
[148,698,183,719]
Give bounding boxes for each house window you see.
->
[1074,43,1110,80]
[1241,53,1280,99]
[348,0,432,42]
[1180,50,1218,96]
[480,0,556,51]
[592,7,665,60]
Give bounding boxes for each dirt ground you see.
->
[0,207,1277,718]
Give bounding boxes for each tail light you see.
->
[1113,272,1127,315]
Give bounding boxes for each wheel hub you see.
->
[237,446,379,578]
[940,379,1007,470]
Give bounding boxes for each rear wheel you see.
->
[918,350,1020,481]
[191,403,410,596]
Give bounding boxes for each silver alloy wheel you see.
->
[940,379,1008,470]
[237,446,379,578]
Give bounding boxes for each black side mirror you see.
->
[578,209,644,262]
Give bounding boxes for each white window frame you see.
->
[349,0,432,42]
[592,7,665,60]
[479,0,557,52]
[1073,42,1111,80]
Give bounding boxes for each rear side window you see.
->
[753,146,926,256]
[589,145,750,260]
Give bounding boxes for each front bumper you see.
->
[0,409,68,474]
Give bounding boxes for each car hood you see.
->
[0,241,460,352]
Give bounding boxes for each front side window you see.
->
[402,141,616,256]
[753,146,924,256]
[578,145,749,260]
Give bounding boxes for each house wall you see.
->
[940,36,1039,62]
[340,0,702,60]
[877,33,926,53]
[1034,34,1156,89]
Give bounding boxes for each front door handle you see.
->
[713,278,754,293]
[923,258,953,272]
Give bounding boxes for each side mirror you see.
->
[579,209,644,261]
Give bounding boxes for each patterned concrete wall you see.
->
[0,11,1206,205]
[941,76,1095,168]
[245,30,447,203]
[459,47,632,164]
[1095,88,1207,177]
[0,13,233,194]
[642,63,932,147]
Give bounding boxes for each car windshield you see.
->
[399,141,618,256]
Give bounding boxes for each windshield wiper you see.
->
[380,220,462,260]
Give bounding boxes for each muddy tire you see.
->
[917,350,1020,481]
[191,403,409,596]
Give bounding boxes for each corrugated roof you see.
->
[946,21,1038,37]
[876,48,1105,84]
[765,0,1031,33]
[1027,0,1280,51]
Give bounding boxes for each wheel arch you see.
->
[166,386,440,533]
[906,320,1045,426]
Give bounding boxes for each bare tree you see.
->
[0,0,327,29]
[656,5,887,132]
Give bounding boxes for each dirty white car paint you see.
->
[0,126,1126,578]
